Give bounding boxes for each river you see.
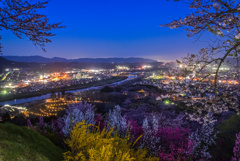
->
[0,76,132,106]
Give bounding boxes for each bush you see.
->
[64,121,158,161]
[10,113,27,126]
[2,112,11,122]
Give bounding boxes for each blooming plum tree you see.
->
[107,105,129,136]
[59,102,95,136]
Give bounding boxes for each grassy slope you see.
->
[0,123,63,161]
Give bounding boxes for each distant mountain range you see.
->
[0,57,13,66]
[3,56,157,63]
[0,56,33,71]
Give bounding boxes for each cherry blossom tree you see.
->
[0,0,64,53]
[189,120,217,160]
[162,0,240,89]
[160,0,240,128]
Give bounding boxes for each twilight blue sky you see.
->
[2,0,213,61]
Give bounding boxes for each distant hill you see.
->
[3,56,157,63]
[0,57,16,70]
[0,56,34,71]
[0,56,14,66]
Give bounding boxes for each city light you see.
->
[163,100,170,105]
[117,66,129,70]
[142,65,152,69]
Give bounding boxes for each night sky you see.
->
[2,0,213,61]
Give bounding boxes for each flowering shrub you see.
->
[128,119,143,142]
[64,121,159,161]
[27,117,65,148]
[232,132,240,161]
[157,127,190,148]
[27,117,47,134]
[60,102,95,136]
[123,108,187,128]
[139,117,161,156]
[50,119,64,137]
[127,115,191,159]
[106,105,129,136]
[102,105,194,159]
[189,122,217,160]
[94,114,105,130]
[37,117,47,134]
[27,119,33,129]
[24,98,229,161]
[25,101,222,160]
[158,141,193,161]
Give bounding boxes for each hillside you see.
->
[0,56,14,66]
[0,57,15,71]
[0,123,63,161]
[0,56,38,71]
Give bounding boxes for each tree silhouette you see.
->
[0,0,64,54]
